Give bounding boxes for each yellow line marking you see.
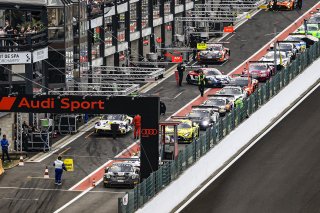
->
[59,147,71,156]
[85,131,94,139]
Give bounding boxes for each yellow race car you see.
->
[166,118,200,143]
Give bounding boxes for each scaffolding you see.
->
[85,66,165,83]
[16,112,23,152]
[49,83,139,96]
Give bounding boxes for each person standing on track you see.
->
[53,156,67,185]
[132,114,141,140]
[1,134,10,162]
[198,70,206,97]
[177,63,185,86]
[297,0,302,9]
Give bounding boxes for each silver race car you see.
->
[94,114,133,135]
[104,162,140,188]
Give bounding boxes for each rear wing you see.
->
[207,94,235,98]
[170,116,189,120]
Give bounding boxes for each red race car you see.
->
[242,62,274,82]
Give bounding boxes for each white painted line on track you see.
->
[0,197,39,201]
[226,34,235,41]
[175,82,320,213]
[174,92,183,99]
[54,187,93,213]
[0,186,82,192]
[85,131,94,139]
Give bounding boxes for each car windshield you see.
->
[249,64,267,71]
[264,52,286,60]
[205,69,222,75]
[189,111,209,118]
[103,114,123,120]
[286,36,301,42]
[308,16,320,23]
[220,88,242,95]
[207,45,222,51]
[109,164,133,173]
[178,123,191,129]
[277,0,289,2]
[205,98,226,106]
[307,24,319,31]
[279,43,293,50]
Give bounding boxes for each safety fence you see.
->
[118,40,320,213]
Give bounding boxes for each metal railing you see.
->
[118,40,320,213]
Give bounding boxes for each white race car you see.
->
[95,114,133,135]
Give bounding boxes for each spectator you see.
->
[1,134,11,162]
[0,27,6,47]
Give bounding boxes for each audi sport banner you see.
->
[0,95,160,179]
[0,95,159,115]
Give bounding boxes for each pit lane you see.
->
[1,1,319,212]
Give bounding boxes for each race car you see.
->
[308,14,320,24]
[229,76,259,96]
[186,68,231,87]
[186,107,220,130]
[268,0,297,10]
[201,95,234,116]
[271,42,298,60]
[104,162,140,188]
[197,43,230,63]
[285,35,307,52]
[166,119,200,143]
[217,86,247,100]
[242,63,273,82]
[260,51,291,70]
[297,24,320,39]
[94,114,133,135]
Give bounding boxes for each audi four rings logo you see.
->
[141,129,158,137]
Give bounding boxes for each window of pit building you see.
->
[130,2,138,33]
[164,0,171,15]
[92,26,102,59]
[153,0,160,19]
[48,8,64,40]
[142,0,149,29]
[104,16,112,47]
[118,13,126,43]
[175,0,183,5]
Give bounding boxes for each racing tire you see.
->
[104,183,109,188]
[186,75,192,84]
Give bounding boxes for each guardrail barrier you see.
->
[118,41,320,213]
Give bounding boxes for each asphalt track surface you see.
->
[0,1,319,212]
[181,85,320,213]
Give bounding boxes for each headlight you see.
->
[105,174,111,179]
[219,107,226,113]
[184,132,191,137]
[202,120,209,126]
[131,174,139,179]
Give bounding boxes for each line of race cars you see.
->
[99,10,320,189]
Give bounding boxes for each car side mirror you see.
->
[105,168,109,173]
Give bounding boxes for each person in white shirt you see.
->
[53,156,67,185]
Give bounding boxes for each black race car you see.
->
[186,107,220,130]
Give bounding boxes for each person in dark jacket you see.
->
[160,101,166,115]
[1,135,10,162]
[297,0,302,9]
[177,63,185,86]
[198,70,206,97]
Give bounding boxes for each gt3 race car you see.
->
[268,0,297,10]
[260,51,291,70]
[229,76,259,95]
[197,44,230,63]
[186,107,220,130]
[297,24,320,39]
[95,114,133,135]
[186,68,231,87]
[104,162,140,188]
[166,118,200,143]
[242,63,273,82]
[217,86,247,100]
[201,95,234,116]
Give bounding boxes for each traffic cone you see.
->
[18,156,24,166]
[44,166,49,179]
[92,178,96,187]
